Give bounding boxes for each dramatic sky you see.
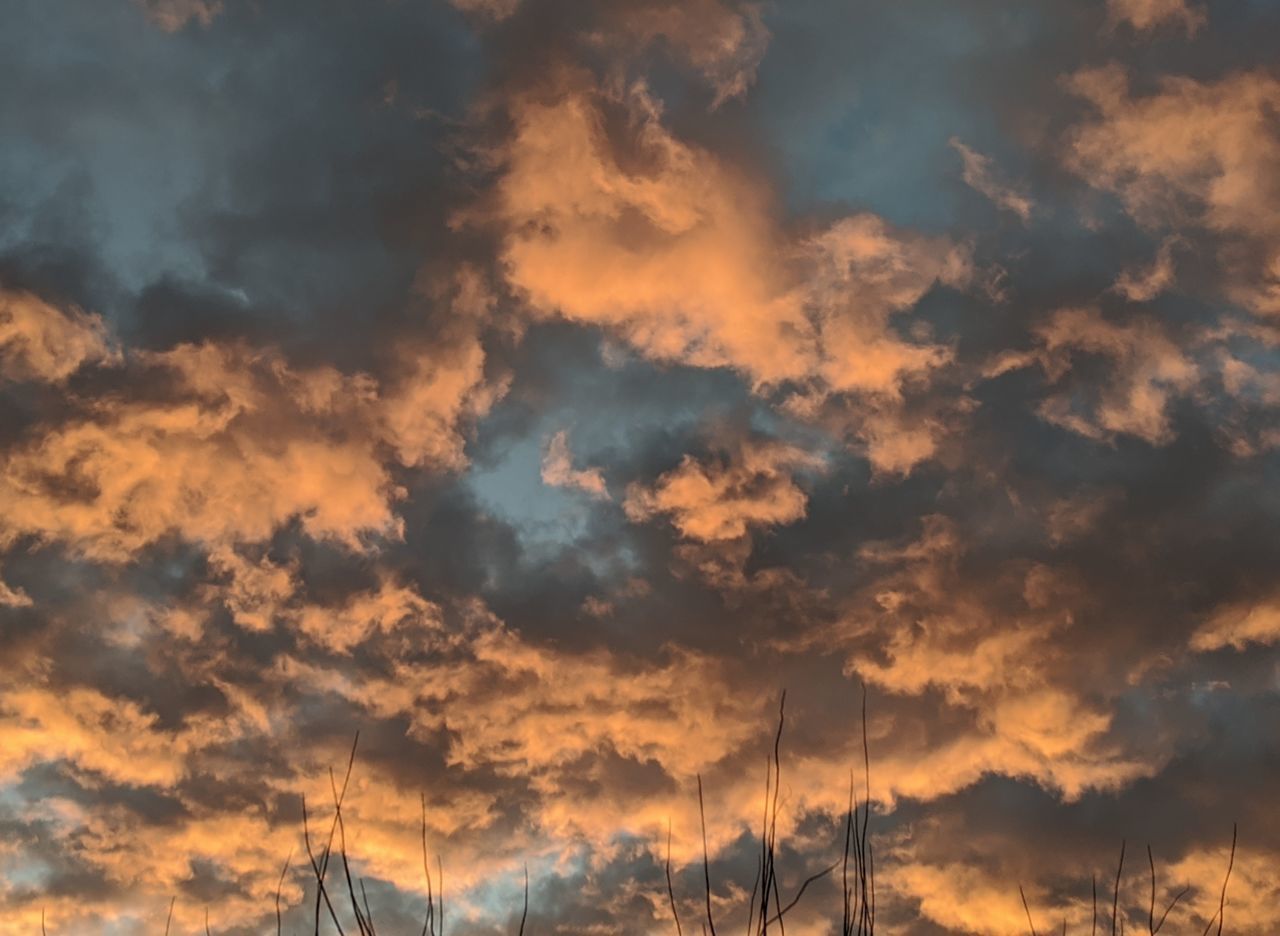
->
[2,0,1279,933]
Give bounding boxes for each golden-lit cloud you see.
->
[6,2,1279,933]
[1065,66,1280,315]
[607,0,771,106]
[135,0,223,32]
[986,306,1198,443]
[493,79,969,475]
[0,291,501,562]
[0,287,117,384]
[1191,592,1280,651]
[1106,0,1206,35]
[1112,236,1180,302]
[949,138,1035,223]
[624,439,824,542]
[541,429,609,498]
[0,342,403,560]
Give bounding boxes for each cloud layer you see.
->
[3,0,1279,933]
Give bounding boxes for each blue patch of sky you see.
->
[752,2,1048,231]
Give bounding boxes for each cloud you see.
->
[986,306,1198,443]
[1112,236,1180,301]
[1065,66,1280,314]
[0,288,500,562]
[1106,0,1206,35]
[491,79,968,476]
[0,342,403,561]
[949,138,1035,223]
[541,430,609,499]
[135,0,223,32]
[607,0,771,107]
[0,287,118,384]
[1191,592,1280,651]
[624,439,824,542]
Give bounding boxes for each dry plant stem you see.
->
[1111,840,1126,936]
[277,850,294,936]
[361,879,376,935]
[420,792,437,936]
[764,863,838,927]
[303,731,360,936]
[303,796,347,936]
[1092,874,1098,936]
[1146,845,1189,935]
[517,864,529,936]
[331,767,373,936]
[1200,823,1237,936]
[205,906,212,936]
[165,896,176,936]
[1020,884,1039,936]
[697,774,718,936]
[667,820,684,936]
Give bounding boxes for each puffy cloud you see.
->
[1107,0,1206,35]
[541,429,609,499]
[624,439,824,542]
[1065,66,1280,314]
[0,288,500,562]
[0,342,403,560]
[986,307,1198,443]
[949,138,1035,223]
[0,287,117,384]
[0,685,227,789]
[1191,592,1280,651]
[497,83,968,394]
[495,80,812,387]
[890,860,1048,936]
[493,81,968,476]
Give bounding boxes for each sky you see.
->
[1,0,1279,933]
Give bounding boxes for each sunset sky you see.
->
[2,0,1279,933]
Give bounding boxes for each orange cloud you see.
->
[0,287,117,384]
[1065,66,1280,314]
[492,80,968,473]
[541,429,609,499]
[1107,0,1206,35]
[986,306,1198,443]
[0,291,500,562]
[949,138,1035,223]
[624,439,824,542]
[1191,592,1280,651]
[135,0,223,32]
[607,0,771,106]
[1112,236,1180,302]
[0,342,403,560]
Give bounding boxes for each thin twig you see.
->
[1111,840,1126,936]
[763,863,838,926]
[276,850,294,936]
[517,864,529,936]
[697,774,718,936]
[666,820,684,936]
[1200,824,1236,936]
[1020,885,1039,936]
